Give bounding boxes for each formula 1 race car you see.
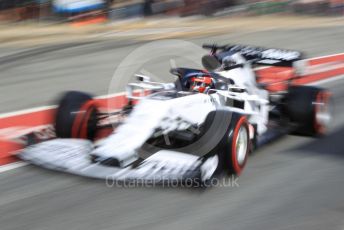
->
[19,44,332,186]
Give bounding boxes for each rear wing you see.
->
[203,44,303,67]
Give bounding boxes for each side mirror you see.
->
[202,55,221,71]
[135,74,150,82]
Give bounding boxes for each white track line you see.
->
[308,74,344,86]
[0,105,56,119]
[0,162,28,173]
[0,92,128,119]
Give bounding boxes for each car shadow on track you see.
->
[287,126,344,160]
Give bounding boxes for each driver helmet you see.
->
[190,76,213,93]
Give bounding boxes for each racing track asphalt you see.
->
[1,26,344,230]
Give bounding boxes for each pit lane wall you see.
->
[1,53,344,166]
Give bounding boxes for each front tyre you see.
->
[55,91,98,140]
[212,112,250,176]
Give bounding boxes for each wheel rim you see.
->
[235,126,248,166]
[315,92,332,132]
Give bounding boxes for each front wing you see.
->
[18,139,219,186]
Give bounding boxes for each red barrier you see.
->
[257,53,344,91]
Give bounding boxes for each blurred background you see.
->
[0,0,342,23]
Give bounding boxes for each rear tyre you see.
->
[55,91,98,140]
[286,86,332,136]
